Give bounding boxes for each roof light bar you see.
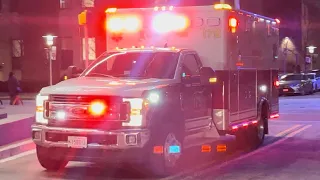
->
[214,4,232,10]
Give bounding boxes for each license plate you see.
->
[67,136,87,148]
[283,89,289,92]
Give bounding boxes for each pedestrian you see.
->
[7,72,23,105]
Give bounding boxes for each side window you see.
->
[182,54,200,76]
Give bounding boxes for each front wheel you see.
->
[36,145,69,171]
[146,125,184,177]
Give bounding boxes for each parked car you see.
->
[306,73,320,92]
[279,73,314,95]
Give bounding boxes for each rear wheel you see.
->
[36,145,69,171]
[248,116,266,148]
[235,112,266,150]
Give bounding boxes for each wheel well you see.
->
[261,101,269,134]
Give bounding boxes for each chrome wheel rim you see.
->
[164,133,182,168]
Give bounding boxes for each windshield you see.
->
[82,51,179,79]
[280,74,303,81]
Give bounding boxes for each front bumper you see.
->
[32,125,150,162]
[32,124,150,149]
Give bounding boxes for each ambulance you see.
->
[32,4,280,176]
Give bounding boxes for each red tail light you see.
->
[88,101,107,116]
[270,113,279,119]
[274,80,280,87]
[229,18,237,27]
[229,17,238,33]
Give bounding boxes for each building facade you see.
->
[0,0,21,83]
[263,0,320,72]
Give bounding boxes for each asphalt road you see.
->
[0,93,320,180]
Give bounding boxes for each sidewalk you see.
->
[0,93,37,100]
[0,100,34,146]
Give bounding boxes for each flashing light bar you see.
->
[154,6,174,11]
[107,16,141,32]
[152,13,189,33]
[214,4,232,10]
[115,46,179,51]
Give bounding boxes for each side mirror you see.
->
[67,66,83,79]
[200,67,216,85]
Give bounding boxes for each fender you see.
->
[143,84,184,131]
[257,97,270,134]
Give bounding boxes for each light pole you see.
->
[306,45,317,70]
[42,35,57,86]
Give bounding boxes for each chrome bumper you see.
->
[32,125,150,150]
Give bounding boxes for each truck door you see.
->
[238,69,257,121]
[180,52,212,135]
[229,70,239,122]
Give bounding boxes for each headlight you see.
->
[122,92,160,127]
[122,98,144,127]
[36,94,49,124]
[147,93,160,104]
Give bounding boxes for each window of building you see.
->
[82,0,94,8]
[182,54,200,76]
[60,0,71,9]
[61,37,73,50]
[12,40,24,58]
[61,50,73,70]
[82,38,96,60]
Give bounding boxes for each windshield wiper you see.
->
[85,73,115,78]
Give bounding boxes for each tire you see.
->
[146,124,184,177]
[235,114,266,150]
[300,90,305,96]
[248,115,266,149]
[36,145,68,171]
[235,129,251,150]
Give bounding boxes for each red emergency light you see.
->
[152,13,189,33]
[107,16,142,33]
[228,17,238,33]
[88,101,107,116]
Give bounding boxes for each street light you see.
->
[307,45,317,54]
[42,35,57,86]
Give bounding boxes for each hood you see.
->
[40,77,178,97]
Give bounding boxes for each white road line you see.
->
[184,124,312,179]
[0,149,36,163]
[0,139,33,152]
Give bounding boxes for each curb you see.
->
[0,116,34,146]
[0,139,35,162]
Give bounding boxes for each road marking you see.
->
[287,124,312,137]
[0,149,36,163]
[182,124,312,179]
[163,124,304,180]
[0,139,33,152]
[275,124,302,137]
